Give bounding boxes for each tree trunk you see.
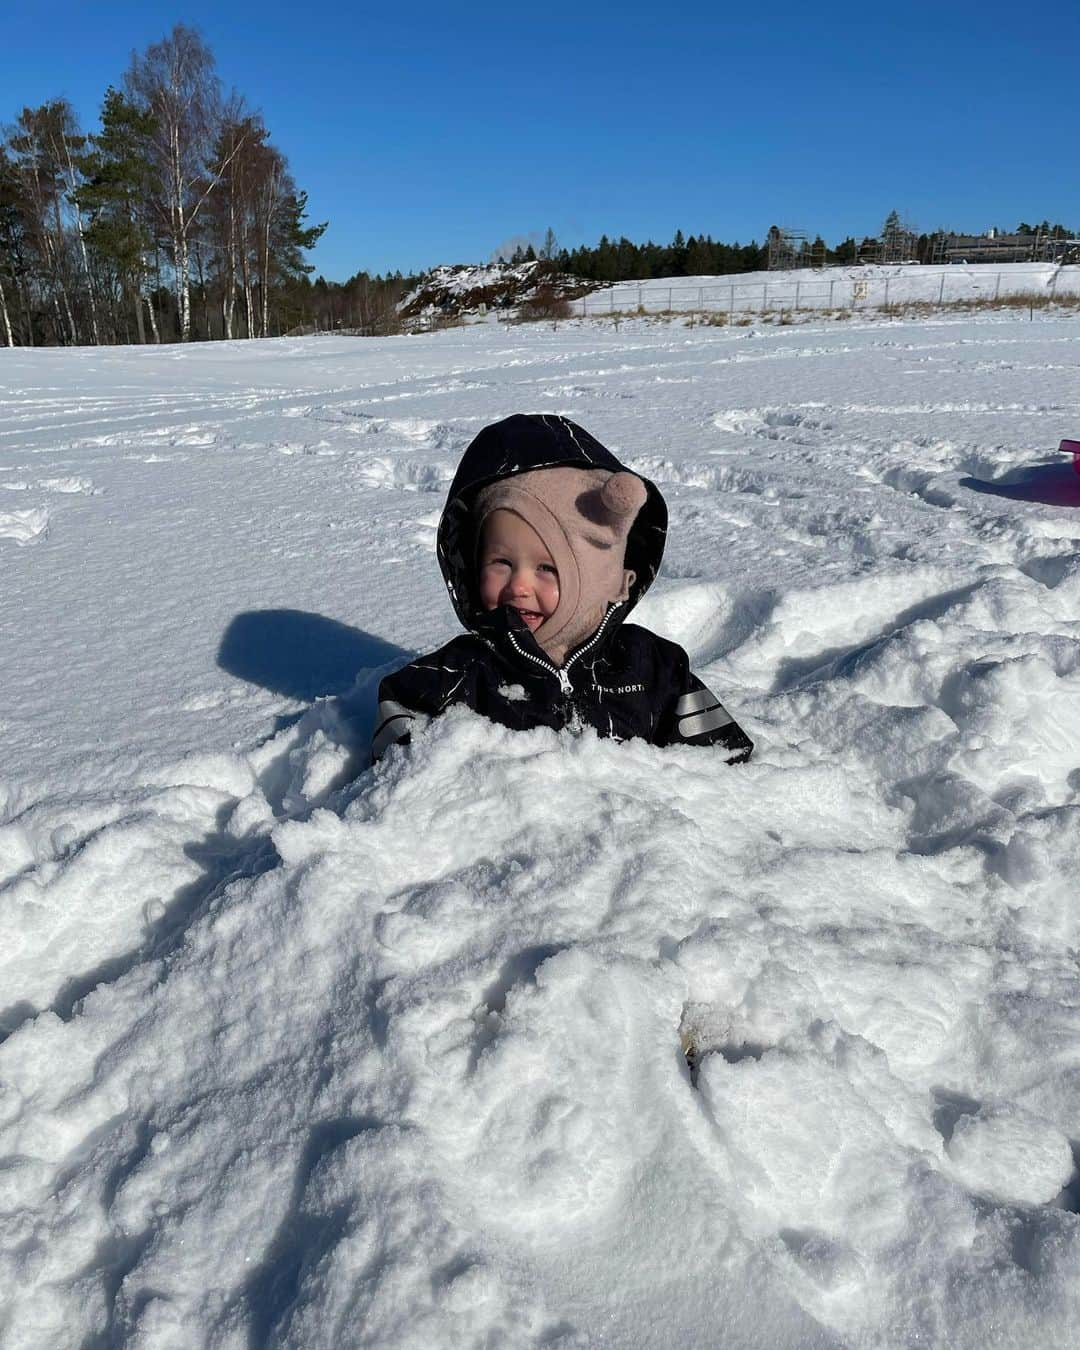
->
[133,286,146,344]
[0,279,13,347]
[50,291,65,344]
[59,282,78,345]
[223,198,237,340]
[47,195,79,345]
[62,140,100,345]
[259,164,277,338]
[18,274,34,345]
[170,119,192,341]
[176,229,191,340]
[191,239,206,340]
[144,285,160,343]
[240,240,254,339]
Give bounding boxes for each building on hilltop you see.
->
[930,228,1080,264]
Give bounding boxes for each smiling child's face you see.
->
[478,509,560,631]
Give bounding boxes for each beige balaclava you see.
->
[475,466,648,665]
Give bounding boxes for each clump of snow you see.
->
[2,315,1080,1346]
[943,1101,1073,1205]
[38,475,98,494]
[0,504,48,544]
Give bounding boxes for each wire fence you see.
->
[581,267,1080,318]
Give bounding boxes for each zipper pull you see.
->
[557,668,572,694]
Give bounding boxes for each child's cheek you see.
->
[479,568,501,610]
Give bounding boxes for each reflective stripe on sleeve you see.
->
[372,700,416,759]
[675,688,717,717]
[679,704,735,739]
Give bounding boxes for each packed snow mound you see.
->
[2,317,1080,1346]
[4,678,1080,1347]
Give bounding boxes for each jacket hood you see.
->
[437,414,668,630]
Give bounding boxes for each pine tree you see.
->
[670,228,687,275]
[78,87,159,342]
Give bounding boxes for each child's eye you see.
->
[538,563,558,576]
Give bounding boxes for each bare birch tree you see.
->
[6,108,75,342]
[126,25,242,341]
[206,110,263,339]
[36,101,99,343]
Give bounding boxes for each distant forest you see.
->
[0,24,325,347]
[498,218,1077,279]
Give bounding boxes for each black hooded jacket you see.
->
[372,414,753,762]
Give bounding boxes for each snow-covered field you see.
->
[587,263,1080,316]
[2,312,1080,1348]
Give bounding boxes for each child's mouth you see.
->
[513,608,545,629]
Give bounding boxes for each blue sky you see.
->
[6,1,1078,281]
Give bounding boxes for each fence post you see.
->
[638,286,642,310]
[795,280,800,310]
[668,287,672,311]
[729,285,735,317]
[994,272,1001,301]
[829,279,835,309]
[884,277,890,308]
[938,273,946,305]
[763,283,768,313]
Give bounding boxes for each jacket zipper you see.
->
[561,603,621,681]
[506,629,573,691]
[504,602,623,695]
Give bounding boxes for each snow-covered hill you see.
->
[2,314,1080,1347]
[397,261,1080,327]
[586,262,1080,316]
[398,260,585,326]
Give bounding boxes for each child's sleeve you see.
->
[655,648,754,763]
[371,647,471,762]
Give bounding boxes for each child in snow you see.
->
[372,414,752,762]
